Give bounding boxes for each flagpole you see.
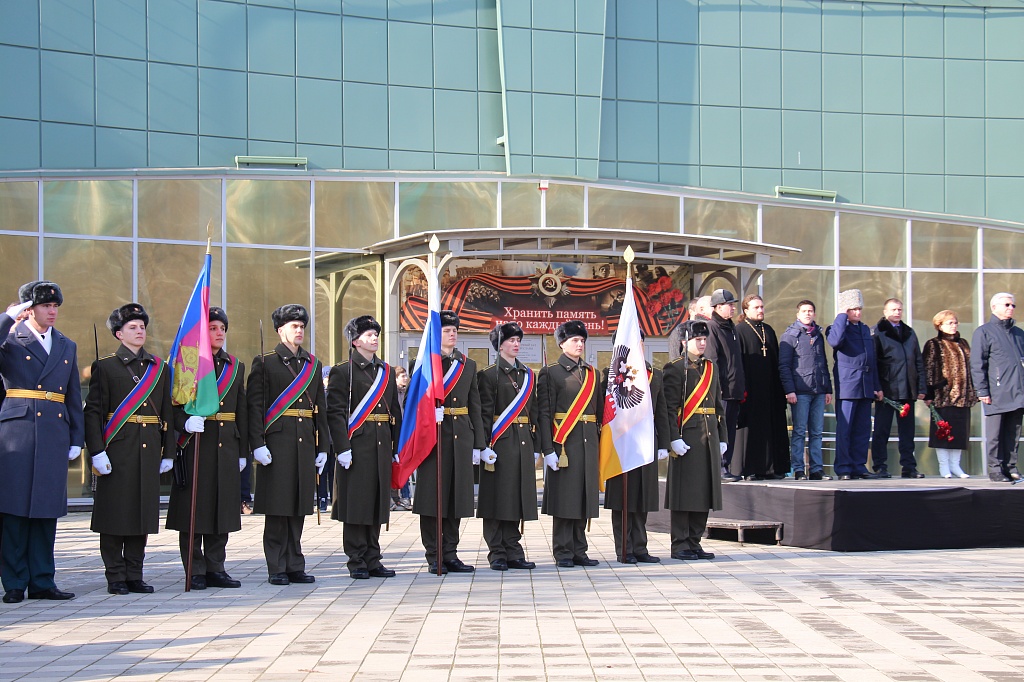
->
[620,246,635,565]
[185,237,212,592]
[429,235,444,578]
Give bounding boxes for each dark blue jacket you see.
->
[826,313,881,400]
[0,315,84,518]
[971,315,1024,416]
[871,319,926,401]
[779,320,832,395]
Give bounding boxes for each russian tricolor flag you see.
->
[392,308,444,488]
[169,251,219,417]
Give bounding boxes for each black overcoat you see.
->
[736,320,791,476]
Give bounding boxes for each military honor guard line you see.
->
[3,271,1022,603]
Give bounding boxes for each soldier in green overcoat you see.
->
[662,319,726,561]
[538,320,602,568]
[165,307,247,590]
[85,304,175,595]
[477,322,539,571]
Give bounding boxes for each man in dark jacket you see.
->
[736,295,790,479]
[247,304,329,586]
[870,298,927,478]
[703,289,744,482]
[970,292,1024,482]
[413,311,486,575]
[0,283,83,604]
[165,307,247,590]
[327,315,401,579]
[86,304,175,595]
[826,290,883,480]
[779,300,833,480]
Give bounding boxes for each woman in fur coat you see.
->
[922,310,978,478]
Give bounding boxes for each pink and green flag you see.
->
[169,252,219,416]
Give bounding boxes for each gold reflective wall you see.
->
[227,180,310,246]
[0,181,38,232]
[315,181,394,248]
[839,270,906,317]
[0,235,40,306]
[839,214,905,267]
[546,183,584,227]
[137,243,223,358]
[911,222,976,269]
[911,271,977,340]
[502,182,541,227]
[398,182,497,235]
[138,179,222,241]
[762,206,834,266]
[43,181,133,236]
[588,187,679,232]
[982,229,1024,270]
[761,268,835,335]
[684,198,757,241]
[983,273,1024,315]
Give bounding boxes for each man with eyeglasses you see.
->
[970,293,1024,482]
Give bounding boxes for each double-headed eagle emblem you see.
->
[608,345,645,410]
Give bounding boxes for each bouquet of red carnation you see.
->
[881,396,911,418]
[928,403,954,442]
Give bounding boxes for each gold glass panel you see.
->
[43,181,132,236]
[226,247,311,368]
[398,182,497,235]
[0,182,39,232]
[983,273,1024,320]
[839,270,906,321]
[982,228,1024,270]
[466,346,490,367]
[911,221,976,269]
[502,182,541,227]
[139,180,222,241]
[0,235,38,307]
[761,268,835,335]
[226,180,311,247]
[315,181,394,248]
[588,188,679,233]
[683,198,757,241]
[546,183,584,227]
[839,213,905,267]
[911,271,977,343]
[762,206,834,266]
[137,243,223,359]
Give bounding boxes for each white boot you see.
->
[936,449,951,478]
[949,450,969,478]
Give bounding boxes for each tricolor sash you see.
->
[177,356,240,447]
[678,360,714,430]
[104,357,164,445]
[265,354,318,429]
[443,358,464,398]
[348,362,390,438]
[553,365,596,445]
[491,366,533,443]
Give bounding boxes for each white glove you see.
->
[670,439,690,456]
[185,415,205,433]
[253,446,272,466]
[91,451,112,475]
[534,452,540,464]
[435,407,444,423]
[472,449,481,465]
[6,300,31,320]
[481,447,498,464]
[159,458,174,474]
[315,452,327,474]
[337,449,353,469]
[719,442,728,456]
[68,446,82,461]
[544,453,559,471]
[238,458,247,472]
[657,448,669,461]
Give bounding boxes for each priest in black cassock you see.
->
[736,294,791,479]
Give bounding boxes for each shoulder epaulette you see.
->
[546,361,560,368]
[262,351,275,357]
[99,353,115,360]
[482,363,496,371]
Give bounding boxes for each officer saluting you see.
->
[165,307,247,590]
[85,304,175,595]
[327,315,401,580]
[477,322,538,571]
[0,282,83,604]
[247,304,328,586]
[538,320,602,568]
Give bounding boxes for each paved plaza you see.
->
[2,509,1024,681]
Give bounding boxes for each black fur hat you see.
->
[107,303,149,336]
[344,314,381,342]
[489,322,523,350]
[209,306,228,330]
[272,304,309,331]
[18,280,63,307]
[439,310,460,329]
[555,320,588,345]
[682,319,709,340]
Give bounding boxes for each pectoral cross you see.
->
[761,344,767,357]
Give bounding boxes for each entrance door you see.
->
[397,333,494,372]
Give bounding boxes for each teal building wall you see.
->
[1,0,1022,223]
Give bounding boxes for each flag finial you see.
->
[623,245,635,264]
[429,234,440,253]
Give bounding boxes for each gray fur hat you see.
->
[837,289,864,313]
